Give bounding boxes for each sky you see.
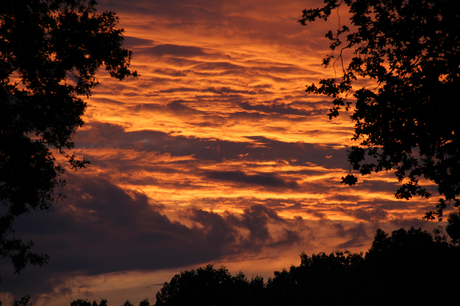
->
[0,0,442,305]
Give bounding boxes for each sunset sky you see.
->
[1,0,442,305]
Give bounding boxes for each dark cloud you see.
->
[3,175,201,298]
[193,61,244,71]
[3,175,305,299]
[138,44,207,57]
[355,199,426,213]
[303,209,328,220]
[268,229,302,248]
[202,170,299,189]
[166,101,204,115]
[239,102,311,116]
[130,101,204,116]
[390,218,432,229]
[333,223,370,249]
[159,86,257,95]
[123,36,154,48]
[325,194,362,203]
[188,204,297,253]
[346,207,389,222]
[98,0,330,48]
[75,122,348,170]
[237,205,286,243]
[152,68,189,77]
[188,209,239,249]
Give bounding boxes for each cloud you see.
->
[123,36,154,48]
[349,208,389,222]
[268,229,302,248]
[3,175,305,299]
[188,204,302,254]
[158,86,257,95]
[75,122,348,168]
[237,204,286,242]
[333,223,370,249]
[138,44,208,58]
[1,175,204,298]
[390,218,431,229]
[202,170,299,189]
[130,101,204,116]
[239,102,311,116]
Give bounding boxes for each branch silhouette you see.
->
[0,0,137,276]
[300,0,460,221]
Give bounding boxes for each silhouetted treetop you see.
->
[267,250,364,305]
[266,227,460,305]
[70,299,110,306]
[155,265,265,306]
[1,0,137,275]
[69,298,149,306]
[300,0,460,220]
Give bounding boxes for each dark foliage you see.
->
[266,250,363,305]
[69,299,149,306]
[299,0,460,220]
[0,0,137,275]
[70,299,108,306]
[357,228,459,305]
[267,227,460,305]
[13,295,32,306]
[155,265,265,306]
[446,212,460,244]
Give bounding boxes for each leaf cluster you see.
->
[300,0,460,220]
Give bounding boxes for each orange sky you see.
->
[0,1,442,305]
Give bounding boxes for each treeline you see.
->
[153,227,460,306]
[12,227,459,306]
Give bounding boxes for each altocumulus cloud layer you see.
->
[1,0,440,304]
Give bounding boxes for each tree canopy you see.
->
[300,0,460,220]
[266,227,460,305]
[0,0,137,275]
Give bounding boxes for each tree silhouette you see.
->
[266,227,460,305]
[70,299,108,306]
[13,295,32,306]
[446,212,460,244]
[69,299,149,306]
[0,0,137,275]
[155,264,265,306]
[300,0,460,220]
[266,251,363,305]
[358,227,460,305]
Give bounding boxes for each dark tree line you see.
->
[267,228,460,305]
[154,228,460,306]
[12,227,458,306]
